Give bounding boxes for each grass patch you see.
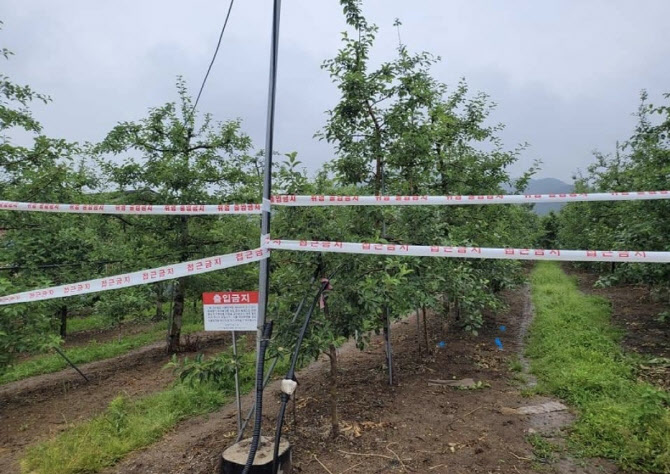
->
[528,262,670,472]
[21,348,287,474]
[527,433,560,463]
[0,319,203,385]
[68,303,175,334]
[507,354,524,373]
[68,314,111,333]
[21,382,226,473]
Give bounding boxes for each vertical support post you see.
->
[416,306,422,353]
[232,330,242,437]
[384,307,393,385]
[254,0,282,442]
[380,158,393,385]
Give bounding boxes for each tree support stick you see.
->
[232,331,242,437]
[384,306,393,385]
[53,346,89,382]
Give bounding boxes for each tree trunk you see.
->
[154,283,164,321]
[328,343,339,438]
[166,216,189,353]
[422,305,429,351]
[167,278,186,353]
[416,307,422,354]
[59,305,67,340]
[383,307,393,385]
[438,147,448,194]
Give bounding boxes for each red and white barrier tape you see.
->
[0,248,269,306]
[0,201,261,215]
[266,239,670,263]
[271,191,670,206]
[2,191,669,216]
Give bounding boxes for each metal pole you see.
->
[232,331,242,437]
[380,157,393,385]
[254,0,282,437]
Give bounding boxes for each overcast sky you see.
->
[3,0,669,183]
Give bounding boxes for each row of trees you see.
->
[0,0,543,414]
[544,91,669,311]
[1,55,261,359]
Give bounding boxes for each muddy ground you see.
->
[106,285,619,474]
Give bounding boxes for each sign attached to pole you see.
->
[203,291,259,331]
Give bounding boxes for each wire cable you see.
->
[190,0,236,117]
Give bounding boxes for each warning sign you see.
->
[203,291,258,331]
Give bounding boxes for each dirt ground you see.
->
[106,284,620,474]
[0,333,230,474]
[5,267,657,474]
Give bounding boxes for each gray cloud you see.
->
[3,0,669,183]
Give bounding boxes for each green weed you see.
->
[527,434,560,463]
[507,354,524,372]
[68,314,110,333]
[21,383,226,474]
[528,262,670,472]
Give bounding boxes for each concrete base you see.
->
[220,436,292,474]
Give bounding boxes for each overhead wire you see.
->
[190,0,236,117]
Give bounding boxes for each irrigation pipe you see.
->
[241,320,273,474]
[272,267,340,474]
[235,270,319,443]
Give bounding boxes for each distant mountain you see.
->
[503,178,574,215]
[523,178,574,215]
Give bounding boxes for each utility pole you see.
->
[256,0,281,381]
[255,0,282,404]
[233,1,284,473]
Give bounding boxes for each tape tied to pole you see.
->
[319,278,332,309]
[261,198,273,213]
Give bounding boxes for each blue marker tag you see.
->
[437,341,446,348]
[499,325,506,332]
[494,337,503,351]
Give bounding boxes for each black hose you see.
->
[235,270,320,443]
[271,400,289,468]
[271,268,339,474]
[241,320,273,474]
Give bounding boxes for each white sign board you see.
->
[203,291,258,331]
